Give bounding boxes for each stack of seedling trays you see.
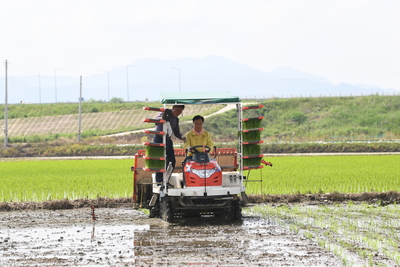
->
[142,107,166,172]
[242,104,264,170]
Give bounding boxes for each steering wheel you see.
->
[189,145,211,154]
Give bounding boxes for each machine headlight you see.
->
[191,168,216,178]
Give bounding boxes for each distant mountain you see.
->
[0,55,396,104]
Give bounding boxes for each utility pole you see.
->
[4,60,8,148]
[55,68,63,103]
[78,76,82,142]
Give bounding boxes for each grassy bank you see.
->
[204,95,400,142]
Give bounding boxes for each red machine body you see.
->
[183,158,223,187]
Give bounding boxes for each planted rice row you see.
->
[247,203,400,266]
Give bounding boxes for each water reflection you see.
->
[0,208,340,266]
[133,217,269,266]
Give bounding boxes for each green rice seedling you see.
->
[2,155,399,202]
[243,144,261,156]
[145,159,165,169]
[243,117,262,129]
[245,155,400,195]
[0,159,133,202]
[146,145,164,157]
[145,145,165,169]
[242,130,261,142]
[243,157,262,167]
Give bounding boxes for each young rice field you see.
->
[1,155,399,202]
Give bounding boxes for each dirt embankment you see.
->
[1,191,399,212]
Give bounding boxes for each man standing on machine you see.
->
[153,105,186,185]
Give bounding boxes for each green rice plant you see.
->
[242,144,261,156]
[243,118,262,129]
[242,130,261,142]
[146,145,164,157]
[1,155,399,203]
[0,159,133,202]
[243,157,262,167]
[245,155,400,195]
[145,159,164,169]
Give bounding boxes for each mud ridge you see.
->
[0,197,133,211]
[1,191,399,212]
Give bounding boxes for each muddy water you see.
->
[0,207,341,266]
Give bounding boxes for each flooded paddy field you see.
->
[0,207,341,267]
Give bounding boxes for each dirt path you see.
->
[0,207,342,267]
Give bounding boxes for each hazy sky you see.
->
[1,0,399,90]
